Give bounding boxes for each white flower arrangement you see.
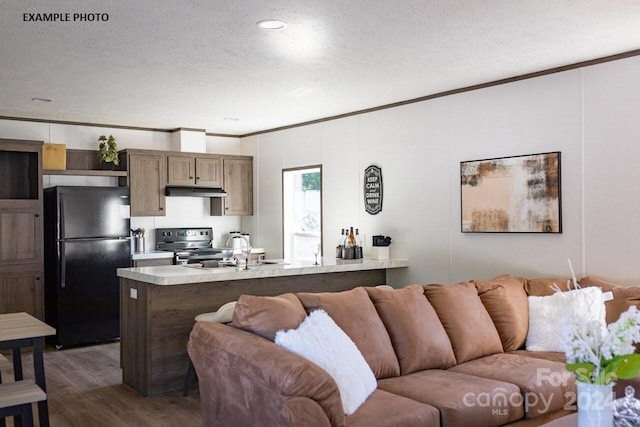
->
[561,297,640,385]
[559,259,640,385]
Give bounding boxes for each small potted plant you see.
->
[98,135,119,170]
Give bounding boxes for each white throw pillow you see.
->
[195,301,236,323]
[274,309,376,415]
[526,286,606,352]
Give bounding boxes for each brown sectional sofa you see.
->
[187,274,640,427]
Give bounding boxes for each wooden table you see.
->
[0,312,55,427]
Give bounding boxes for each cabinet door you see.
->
[0,210,43,266]
[129,153,166,216]
[195,156,222,187]
[0,268,43,319]
[167,155,195,185]
[222,158,253,216]
[0,139,42,209]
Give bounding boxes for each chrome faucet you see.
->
[225,235,252,270]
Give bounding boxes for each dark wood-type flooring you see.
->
[1,342,202,426]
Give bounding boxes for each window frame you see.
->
[281,165,323,260]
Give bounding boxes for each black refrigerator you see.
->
[44,186,131,347]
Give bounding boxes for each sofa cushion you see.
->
[275,309,376,415]
[526,286,605,352]
[296,287,400,379]
[579,276,638,324]
[449,353,576,419]
[474,274,529,351]
[366,285,456,374]
[344,389,440,427]
[525,277,572,296]
[231,293,307,341]
[423,282,503,363]
[378,369,524,427]
[509,350,566,363]
[605,287,640,325]
[578,276,621,292]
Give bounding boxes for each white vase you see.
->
[577,381,614,427]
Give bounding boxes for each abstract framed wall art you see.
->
[460,151,561,233]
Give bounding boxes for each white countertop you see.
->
[117,258,408,286]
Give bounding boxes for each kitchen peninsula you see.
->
[117,258,408,397]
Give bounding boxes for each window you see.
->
[282,166,322,260]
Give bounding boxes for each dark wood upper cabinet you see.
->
[195,156,222,187]
[119,149,252,217]
[211,157,253,216]
[167,154,222,187]
[0,140,41,205]
[0,150,39,200]
[119,150,166,217]
[167,155,194,186]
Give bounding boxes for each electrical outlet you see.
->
[130,288,138,299]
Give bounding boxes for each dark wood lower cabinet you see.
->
[0,265,43,319]
[120,269,386,397]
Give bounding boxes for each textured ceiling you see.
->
[2,1,640,136]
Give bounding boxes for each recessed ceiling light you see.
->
[31,97,53,103]
[256,20,287,31]
[224,117,239,121]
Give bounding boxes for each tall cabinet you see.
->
[0,139,44,319]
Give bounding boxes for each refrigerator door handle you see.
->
[59,194,66,288]
[60,193,66,240]
[60,241,66,288]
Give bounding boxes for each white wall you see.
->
[244,55,640,286]
[0,119,244,249]
[583,58,640,284]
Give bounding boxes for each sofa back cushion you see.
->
[296,287,400,379]
[578,276,621,292]
[474,274,529,351]
[579,276,637,324]
[366,285,456,374]
[231,293,307,341]
[423,282,503,364]
[525,277,572,296]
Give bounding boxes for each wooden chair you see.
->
[0,354,12,427]
[0,380,46,427]
[0,354,11,383]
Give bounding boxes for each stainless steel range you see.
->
[155,227,233,266]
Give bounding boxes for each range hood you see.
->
[165,186,227,197]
